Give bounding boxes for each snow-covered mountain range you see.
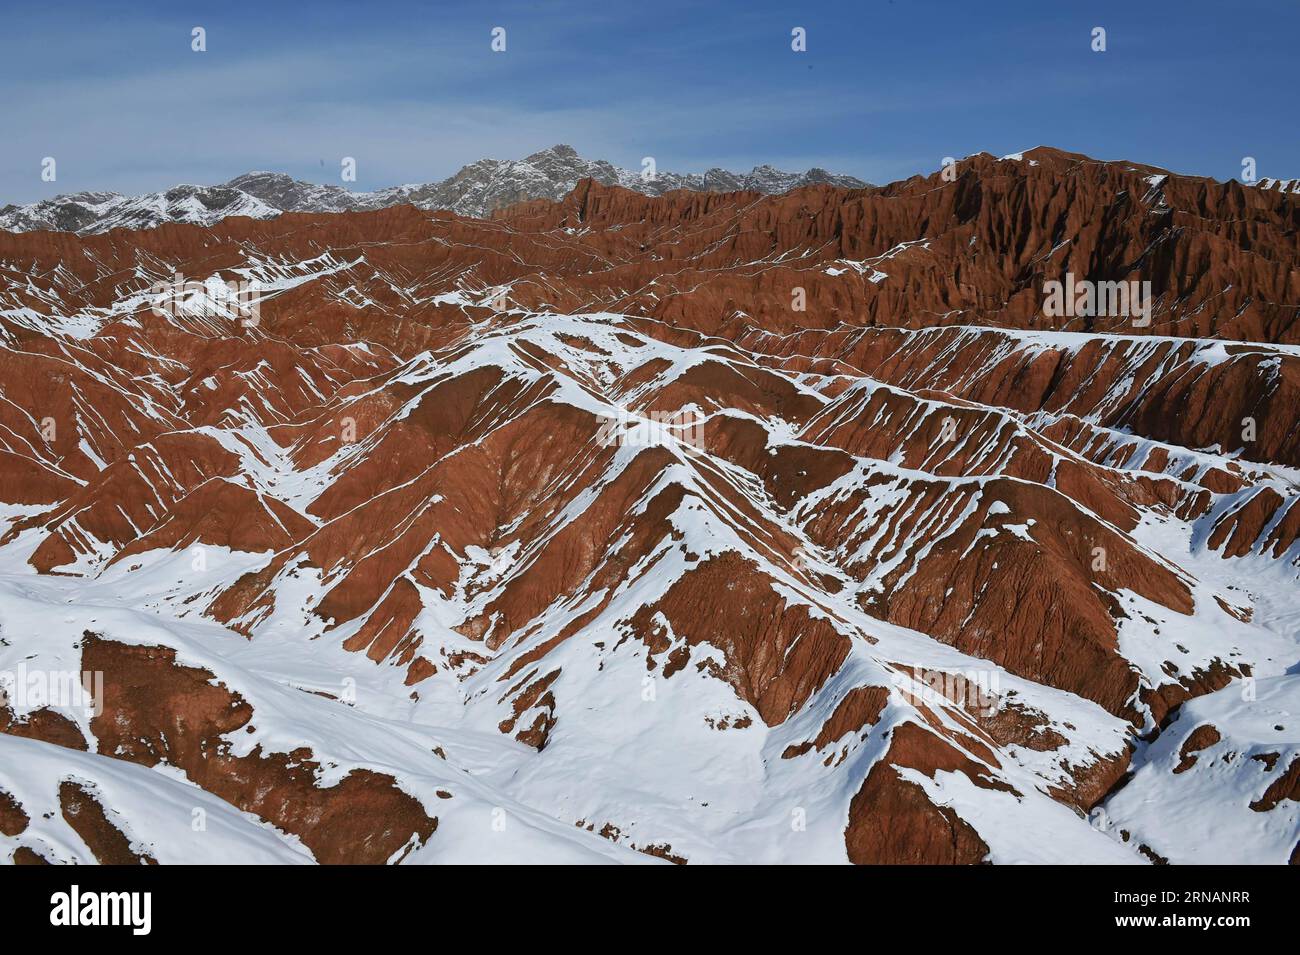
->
[0,145,869,235]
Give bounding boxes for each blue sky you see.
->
[2,0,1297,202]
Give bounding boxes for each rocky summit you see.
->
[0,144,869,235]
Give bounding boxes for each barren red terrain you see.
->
[1,147,1297,864]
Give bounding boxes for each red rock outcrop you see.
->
[78,635,438,864]
[1,146,1296,865]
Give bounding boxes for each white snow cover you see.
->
[0,146,871,235]
[0,286,1296,864]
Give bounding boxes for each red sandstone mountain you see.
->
[0,147,1296,864]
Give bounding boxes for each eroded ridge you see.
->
[1,148,1296,864]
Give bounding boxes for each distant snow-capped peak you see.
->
[0,145,871,235]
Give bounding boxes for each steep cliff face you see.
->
[1,147,1296,864]
[496,147,1299,344]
